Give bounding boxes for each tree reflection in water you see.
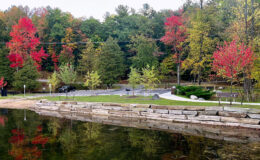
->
[8,126,48,160]
[0,109,259,160]
[0,115,7,126]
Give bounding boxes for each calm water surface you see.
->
[0,109,260,160]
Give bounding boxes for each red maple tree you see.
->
[60,45,74,64]
[6,17,48,70]
[51,51,60,71]
[161,13,186,85]
[0,77,7,88]
[212,40,255,104]
[0,116,7,127]
[8,126,49,160]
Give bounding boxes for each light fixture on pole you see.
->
[49,84,52,96]
[23,85,26,97]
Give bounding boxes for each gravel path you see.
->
[159,92,260,106]
[26,88,171,98]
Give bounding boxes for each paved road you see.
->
[28,88,171,98]
[159,92,260,106]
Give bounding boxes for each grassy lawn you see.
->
[0,94,35,99]
[34,95,260,109]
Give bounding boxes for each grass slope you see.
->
[36,95,260,109]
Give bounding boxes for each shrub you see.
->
[176,85,215,100]
[12,58,40,92]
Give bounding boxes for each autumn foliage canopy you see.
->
[161,15,186,47]
[6,17,48,70]
[212,40,255,79]
[161,14,186,66]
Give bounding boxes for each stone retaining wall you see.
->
[33,110,260,143]
[32,100,260,130]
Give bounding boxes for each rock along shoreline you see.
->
[31,100,260,130]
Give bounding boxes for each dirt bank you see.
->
[0,98,37,109]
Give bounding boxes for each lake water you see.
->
[0,109,260,160]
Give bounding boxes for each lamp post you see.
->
[49,84,52,96]
[24,109,27,121]
[23,85,26,97]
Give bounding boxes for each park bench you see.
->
[216,92,238,105]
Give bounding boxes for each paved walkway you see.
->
[159,92,260,106]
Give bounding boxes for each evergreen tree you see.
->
[96,37,125,87]
[0,48,15,85]
[77,41,97,76]
[12,58,40,92]
[129,35,159,70]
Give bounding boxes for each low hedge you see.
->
[176,85,215,100]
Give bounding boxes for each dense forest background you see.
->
[0,0,259,88]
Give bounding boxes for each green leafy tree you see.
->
[128,67,141,96]
[183,10,216,85]
[58,64,77,85]
[12,58,40,92]
[80,17,103,39]
[129,35,159,70]
[77,41,98,76]
[159,55,176,88]
[84,71,102,91]
[141,65,160,93]
[96,37,125,87]
[48,71,60,93]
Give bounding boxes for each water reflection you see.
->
[0,109,259,160]
[0,115,7,126]
[8,126,48,160]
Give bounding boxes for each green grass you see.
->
[0,94,35,99]
[34,95,260,109]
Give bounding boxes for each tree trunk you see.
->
[245,0,248,44]
[230,78,233,105]
[251,0,255,39]
[177,59,181,86]
[173,45,181,86]
[198,69,202,85]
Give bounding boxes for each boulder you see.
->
[248,109,260,114]
[190,95,198,100]
[188,115,221,122]
[218,111,247,118]
[199,110,218,116]
[169,110,183,115]
[205,107,224,111]
[198,98,205,101]
[248,114,260,119]
[162,114,186,120]
[154,109,169,114]
[152,94,160,100]
[135,104,151,108]
[215,90,222,93]
[221,117,260,125]
[224,107,249,113]
[218,86,224,90]
[183,111,198,115]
